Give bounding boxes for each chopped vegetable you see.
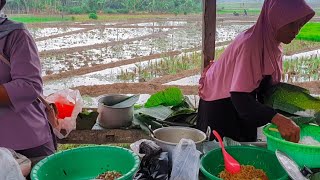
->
[219,165,268,180]
[96,171,122,180]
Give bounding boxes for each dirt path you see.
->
[148,68,200,84]
[285,45,320,56]
[72,80,320,97]
[293,81,320,94]
[74,83,199,96]
[35,27,94,41]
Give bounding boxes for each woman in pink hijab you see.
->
[198,0,315,142]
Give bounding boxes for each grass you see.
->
[217,9,261,15]
[8,13,183,23]
[9,15,71,23]
[216,2,262,15]
[69,13,181,22]
[217,3,262,9]
[297,22,320,42]
[216,8,319,16]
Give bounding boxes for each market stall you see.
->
[30,84,319,180]
[2,0,320,179]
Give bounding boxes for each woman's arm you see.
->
[1,29,42,111]
[231,92,277,127]
[231,92,300,142]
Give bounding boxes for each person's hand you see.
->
[271,113,300,143]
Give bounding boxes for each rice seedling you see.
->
[117,51,203,82]
[296,22,320,42]
[283,57,320,83]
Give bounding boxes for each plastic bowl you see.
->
[31,146,140,180]
[263,124,320,168]
[200,146,288,180]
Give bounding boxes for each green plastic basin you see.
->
[264,124,320,168]
[200,146,288,180]
[31,146,140,180]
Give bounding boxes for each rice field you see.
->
[12,13,317,98]
[297,22,320,42]
[283,57,320,83]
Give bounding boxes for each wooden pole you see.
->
[202,0,216,69]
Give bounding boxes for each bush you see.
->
[68,6,84,14]
[88,13,98,20]
[103,8,117,14]
[71,16,76,21]
[117,9,129,14]
[174,10,180,16]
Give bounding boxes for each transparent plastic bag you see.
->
[170,139,201,180]
[7,149,31,177]
[46,89,83,139]
[0,148,25,180]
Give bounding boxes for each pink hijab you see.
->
[199,0,315,101]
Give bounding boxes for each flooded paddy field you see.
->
[32,15,320,102]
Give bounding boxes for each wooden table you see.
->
[57,129,150,144]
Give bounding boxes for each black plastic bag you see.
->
[139,141,162,157]
[133,141,171,180]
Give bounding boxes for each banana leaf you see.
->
[136,105,173,121]
[291,116,317,126]
[169,108,196,117]
[171,96,195,111]
[165,113,197,126]
[133,113,164,134]
[153,119,194,127]
[264,83,320,125]
[144,87,184,108]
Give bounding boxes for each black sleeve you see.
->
[230,92,277,127]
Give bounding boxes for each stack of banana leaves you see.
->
[133,83,320,134]
[263,83,320,126]
[133,87,197,133]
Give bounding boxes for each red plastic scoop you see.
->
[212,130,241,174]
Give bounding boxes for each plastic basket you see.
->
[31,145,140,180]
[263,124,320,168]
[200,146,288,180]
